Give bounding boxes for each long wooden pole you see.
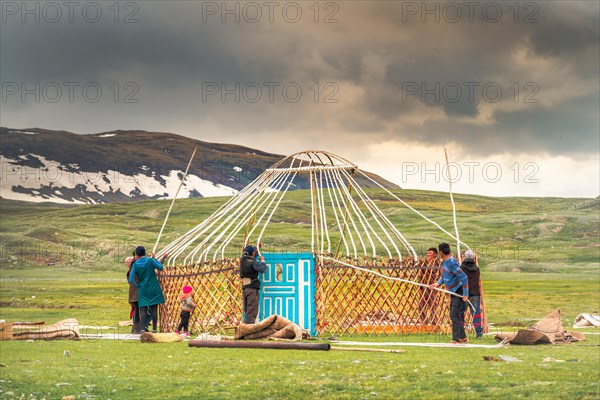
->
[152,146,197,255]
[334,169,355,259]
[444,148,462,264]
[331,346,406,354]
[310,170,319,253]
[188,340,331,351]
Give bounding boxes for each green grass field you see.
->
[1,334,598,399]
[0,191,598,399]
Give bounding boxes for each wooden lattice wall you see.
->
[159,259,242,334]
[315,257,451,335]
[158,256,487,336]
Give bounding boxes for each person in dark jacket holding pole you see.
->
[460,249,483,338]
[429,243,469,344]
[239,245,267,324]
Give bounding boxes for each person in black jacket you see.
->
[239,245,267,324]
[460,249,483,338]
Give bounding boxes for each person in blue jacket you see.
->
[128,246,166,333]
[429,243,469,344]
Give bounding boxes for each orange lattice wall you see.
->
[158,256,487,336]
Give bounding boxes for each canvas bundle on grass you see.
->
[233,314,308,341]
[11,319,80,340]
[495,309,585,345]
[156,151,487,337]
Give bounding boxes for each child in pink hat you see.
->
[176,285,196,336]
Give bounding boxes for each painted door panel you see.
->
[259,252,316,335]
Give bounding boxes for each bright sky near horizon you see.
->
[1,1,598,198]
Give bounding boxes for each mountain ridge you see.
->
[0,127,399,204]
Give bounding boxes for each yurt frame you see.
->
[156,151,487,336]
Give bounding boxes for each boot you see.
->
[131,322,140,334]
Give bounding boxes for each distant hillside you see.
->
[0,190,597,274]
[0,127,398,204]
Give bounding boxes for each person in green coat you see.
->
[128,246,166,333]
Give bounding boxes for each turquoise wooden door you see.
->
[259,252,316,336]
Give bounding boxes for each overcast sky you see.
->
[1,1,598,197]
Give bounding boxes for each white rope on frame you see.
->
[444,148,462,265]
[310,169,316,254]
[332,168,379,257]
[317,169,330,254]
[221,164,298,257]
[177,169,283,265]
[357,169,471,251]
[214,167,295,261]
[339,169,402,259]
[246,155,304,251]
[195,168,291,263]
[180,173,276,264]
[323,168,351,257]
[344,170,417,260]
[255,172,299,252]
[159,169,270,265]
[330,169,365,257]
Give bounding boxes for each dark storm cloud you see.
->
[493,93,600,155]
[394,92,600,157]
[527,2,599,58]
[1,1,598,158]
[0,5,275,82]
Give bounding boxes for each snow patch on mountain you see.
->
[0,154,238,204]
[9,130,38,135]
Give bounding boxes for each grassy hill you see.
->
[1,189,598,273]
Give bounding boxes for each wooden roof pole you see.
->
[153,146,197,255]
[334,168,356,259]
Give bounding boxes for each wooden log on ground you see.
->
[140,332,183,343]
[0,322,13,340]
[188,340,330,351]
